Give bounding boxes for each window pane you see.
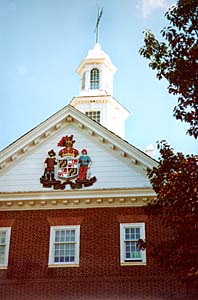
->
[0,245,5,254]
[70,230,75,242]
[54,256,59,262]
[0,232,6,244]
[90,68,99,90]
[53,241,76,263]
[55,230,60,242]
[125,241,141,260]
[135,228,140,239]
[85,111,100,123]
[91,69,99,80]
[0,253,5,264]
[125,227,141,241]
[0,245,5,264]
[60,256,64,262]
[60,230,66,242]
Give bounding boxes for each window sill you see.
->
[120,261,146,266]
[0,266,8,269]
[48,264,79,268]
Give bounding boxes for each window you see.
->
[85,111,100,123]
[0,227,11,268]
[48,225,80,267]
[90,68,99,89]
[120,223,146,265]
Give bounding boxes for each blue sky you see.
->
[0,0,197,157]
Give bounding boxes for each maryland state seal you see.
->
[40,135,96,190]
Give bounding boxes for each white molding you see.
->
[0,105,158,176]
[0,188,156,211]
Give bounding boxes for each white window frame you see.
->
[120,223,146,266]
[90,68,100,89]
[48,225,80,267]
[85,110,101,123]
[0,227,11,268]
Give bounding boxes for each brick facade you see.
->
[0,207,194,300]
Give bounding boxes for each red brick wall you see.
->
[0,207,193,300]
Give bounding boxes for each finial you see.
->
[94,7,103,43]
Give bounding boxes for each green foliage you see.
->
[146,141,198,282]
[139,0,198,138]
[139,0,198,283]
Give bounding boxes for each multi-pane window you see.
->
[90,68,99,89]
[120,223,146,265]
[0,228,11,268]
[85,111,100,123]
[48,226,80,266]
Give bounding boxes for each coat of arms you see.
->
[40,135,96,190]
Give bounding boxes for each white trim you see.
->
[0,227,11,268]
[120,223,146,266]
[48,225,80,267]
[0,188,155,201]
[0,105,157,174]
[0,189,156,211]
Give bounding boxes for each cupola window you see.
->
[90,68,99,89]
[85,111,100,123]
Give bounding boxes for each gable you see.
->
[0,105,157,212]
[0,124,151,193]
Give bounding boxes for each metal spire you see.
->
[95,7,103,43]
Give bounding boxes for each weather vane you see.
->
[95,7,103,43]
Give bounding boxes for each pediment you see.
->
[0,105,158,209]
[0,105,157,174]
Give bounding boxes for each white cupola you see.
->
[70,43,130,139]
[76,43,116,96]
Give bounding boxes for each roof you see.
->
[0,104,158,211]
[0,104,157,173]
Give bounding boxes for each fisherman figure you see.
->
[78,149,92,181]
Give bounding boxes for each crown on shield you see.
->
[57,135,78,157]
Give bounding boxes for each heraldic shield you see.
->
[58,157,79,179]
[40,134,97,190]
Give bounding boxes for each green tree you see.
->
[146,141,198,282]
[139,0,198,283]
[139,0,198,138]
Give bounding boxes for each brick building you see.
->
[0,43,190,299]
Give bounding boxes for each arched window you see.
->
[90,68,99,89]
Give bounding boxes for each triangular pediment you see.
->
[0,105,157,175]
[0,105,157,209]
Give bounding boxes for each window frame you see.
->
[90,68,100,89]
[48,225,80,267]
[85,110,101,123]
[120,223,146,266]
[0,227,11,268]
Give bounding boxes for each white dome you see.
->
[86,43,111,62]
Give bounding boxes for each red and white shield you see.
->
[57,157,79,179]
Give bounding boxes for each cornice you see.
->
[0,188,156,211]
[71,95,110,105]
[0,105,157,175]
[70,96,130,118]
[76,57,116,75]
